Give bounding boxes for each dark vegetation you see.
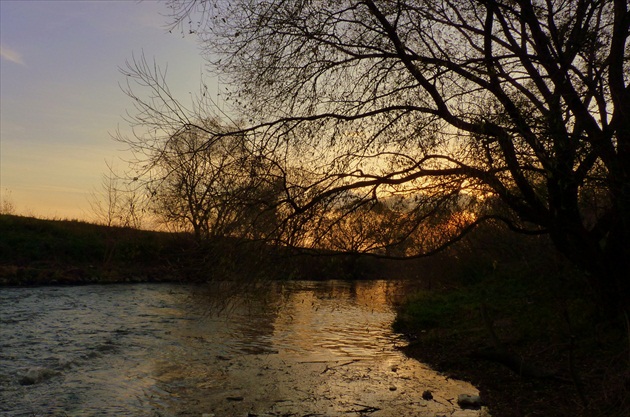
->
[0,214,414,285]
[145,0,630,317]
[0,214,180,285]
[394,221,630,417]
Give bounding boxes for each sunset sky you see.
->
[1,0,209,220]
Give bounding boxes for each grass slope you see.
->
[0,214,412,285]
[0,214,182,285]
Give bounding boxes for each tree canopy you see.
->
[122,0,629,311]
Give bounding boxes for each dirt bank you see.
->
[399,318,629,417]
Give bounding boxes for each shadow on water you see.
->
[0,281,485,417]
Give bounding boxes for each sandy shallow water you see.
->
[0,281,485,416]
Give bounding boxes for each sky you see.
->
[1,0,210,220]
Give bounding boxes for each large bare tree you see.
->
[148,122,249,239]
[117,55,284,241]
[124,0,629,311]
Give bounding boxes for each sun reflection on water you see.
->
[0,281,484,417]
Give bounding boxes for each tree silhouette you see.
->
[125,0,629,312]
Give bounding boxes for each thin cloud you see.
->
[1,45,26,66]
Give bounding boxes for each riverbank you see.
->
[4,214,628,415]
[0,215,183,285]
[0,214,420,285]
[394,271,630,416]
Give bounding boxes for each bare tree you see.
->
[89,161,145,229]
[0,188,16,215]
[147,121,281,240]
[316,198,412,255]
[116,56,285,241]
[121,1,629,312]
[163,0,630,312]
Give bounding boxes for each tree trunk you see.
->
[551,219,630,318]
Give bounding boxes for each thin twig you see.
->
[344,403,381,414]
[321,359,360,374]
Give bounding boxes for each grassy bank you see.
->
[394,231,630,417]
[0,214,186,285]
[0,214,416,285]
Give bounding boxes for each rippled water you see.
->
[0,281,483,416]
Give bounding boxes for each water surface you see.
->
[0,281,483,416]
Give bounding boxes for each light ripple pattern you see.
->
[0,281,484,417]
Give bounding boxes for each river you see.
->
[0,281,484,416]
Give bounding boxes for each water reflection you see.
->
[0,281,483,416]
